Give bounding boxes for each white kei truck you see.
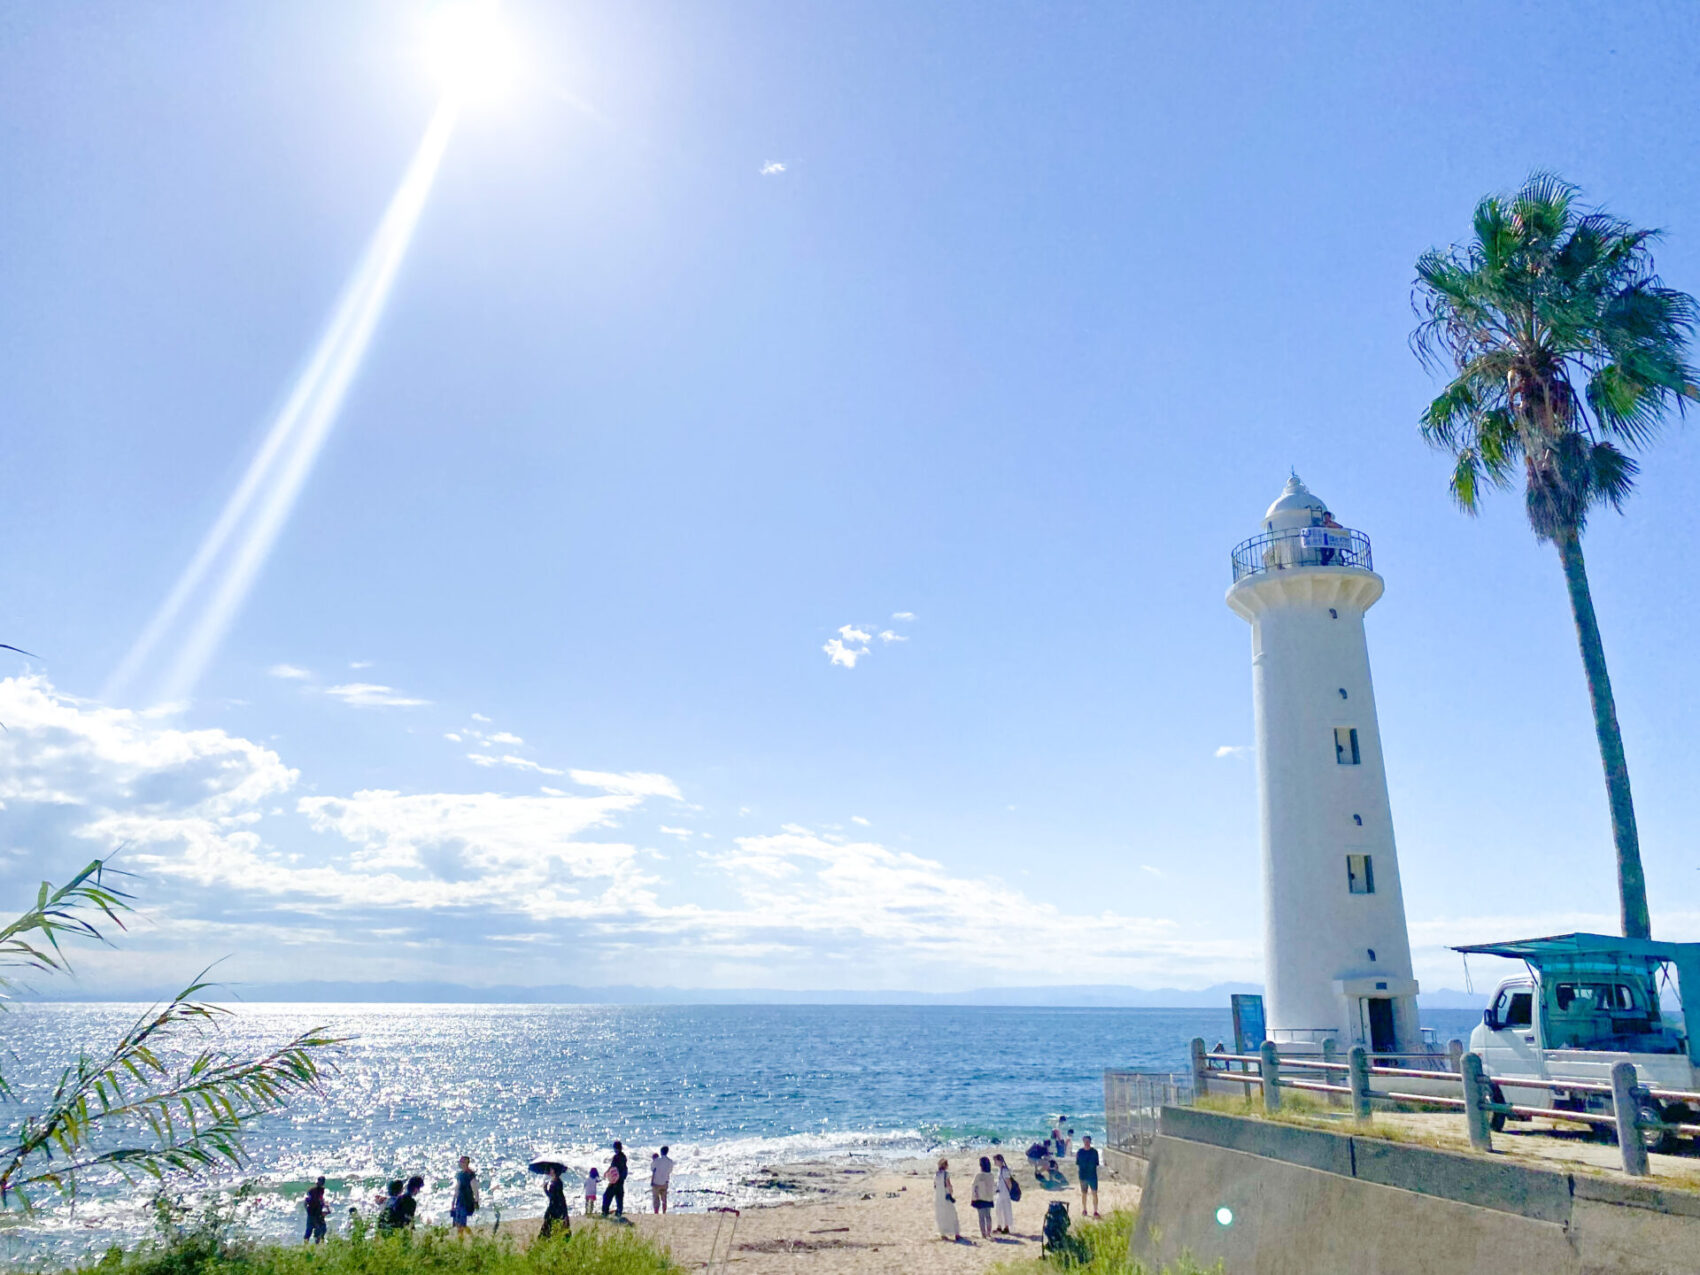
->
[1456,932,1700,1150]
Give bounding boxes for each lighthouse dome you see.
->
[1264,473,1328,531]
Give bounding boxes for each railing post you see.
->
[1460,1052,1493,1152]
[1259,1041,1282,1112]
[1348,1045,1371,1122]
[1612,1061,1650,1177]
[1322,1038,1341,1107]
[1190,1037,1209,1099]
[1447,1038,1465,1074]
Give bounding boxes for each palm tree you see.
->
[1411,173,1698,941]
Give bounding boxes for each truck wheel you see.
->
[1489,1084,1506,1133]
[1638,1102,1678,1155]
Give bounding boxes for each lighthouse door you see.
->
[1366,998,1397,1054]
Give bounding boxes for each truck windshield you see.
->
[1493,988,1533,1028]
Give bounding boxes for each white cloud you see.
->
[349,660,374,670]
[1141,865,1165,877]
[267,664,312,680]
[824,624,873,669]
[444,732,463,742]
[471,713,492,723]
[570,770,684,801]
[760,161,786,176]
[850,816,870,827]
[1214,745,1252,759]
[487,732,524,746]
[0,675,1267,990]
[466,752,564,776]
[878,630,907,643]
[891,612,915,621]
[322,683,429,709]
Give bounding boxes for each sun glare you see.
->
[422,1,524,104]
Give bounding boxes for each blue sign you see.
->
[1231,993,1266,1054]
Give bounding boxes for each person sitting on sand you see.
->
[540,1166,570,1239]
[933,1157,960,1241]
[970,1157,997,1238]
[993,1155,1014,1234]
[583,1167,600,1215]
[1075,1136,1100,1219]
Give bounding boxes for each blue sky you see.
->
[2,1,1698,996]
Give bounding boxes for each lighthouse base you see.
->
[1266,981,1420,1056]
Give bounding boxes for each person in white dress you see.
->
[992,1153,1014,1234]
[933,1158,960,1241]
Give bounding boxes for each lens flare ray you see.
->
[107,102,459,704]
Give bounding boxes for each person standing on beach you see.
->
[393,1176,423,1230]
[1075,1136,1100,1218]
[650,1146,674,1214]
[602,1141,628,1218]
[539,1166,570,1239]
[303,1176,328,1244]
[970,1157,997,1238]
[992,1155,1014,1235]
[583,1167,600,1215]
[933,1157,960,1241]
[451,1155,479,1233]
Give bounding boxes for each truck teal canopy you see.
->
[1453,932,1700,1066]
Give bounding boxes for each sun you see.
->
[421,1,525,104]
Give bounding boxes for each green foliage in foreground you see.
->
[990,1210,1221,1275]
[71,1204,677,1275]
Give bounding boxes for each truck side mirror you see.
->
[1482,1008,1498,1031]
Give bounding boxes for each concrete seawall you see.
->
[1131,1107,1700,1274]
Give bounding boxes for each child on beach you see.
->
[583,1167,600,1214]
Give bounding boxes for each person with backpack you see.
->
[303,1176,328,1244]
[451,1156,479,1232]
[992,1154,1016,1234]
[602,1141,628,1218]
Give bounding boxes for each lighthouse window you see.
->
[1334,727,1361,765]
[1346,854,1375,894]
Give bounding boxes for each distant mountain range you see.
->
[34,979,1490,1009]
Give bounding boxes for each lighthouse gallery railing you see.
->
[1230,527,1373,583]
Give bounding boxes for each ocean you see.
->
[0,1002,1484,1263]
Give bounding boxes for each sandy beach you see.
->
[496,1149,1137,1273]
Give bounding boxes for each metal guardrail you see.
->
[1230,526,1373,583]
[1189,1038,1700,1178]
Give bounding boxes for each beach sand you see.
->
[496,1149,1137,1273]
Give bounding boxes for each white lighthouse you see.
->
[1226,474,1419,1054]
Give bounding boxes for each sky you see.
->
[2,0,1699,998]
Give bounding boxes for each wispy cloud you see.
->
[850,816,870,827]
[322,682,429,709]
[1141,864,1165,877]
[488,731,524,746]
[471,713,492,723]
[878,630,907,643]
[658,825,693,841]
[570,770,683,801]
[891,612,915,622]
[760,161,786,176]
[467,753,564,776]
[349,660,374,670]
[1214,745,1252,759]
[268,664,312,680]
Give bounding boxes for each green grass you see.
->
[988,1211,1221,1275]
[60,1195,677,1275]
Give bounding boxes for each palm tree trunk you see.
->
[1555,531,1651,940]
